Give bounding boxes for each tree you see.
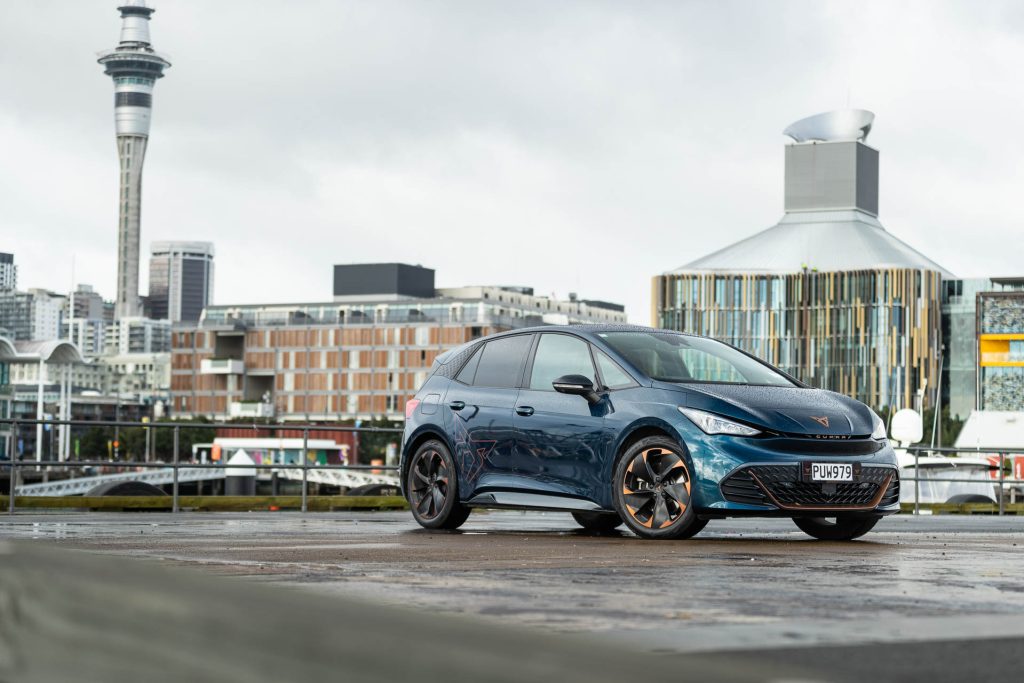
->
[351,418,402,464]
[151,418,216,461]
[78,426,112,459]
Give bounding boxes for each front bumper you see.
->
[684,430,901,516]
[720,463,899,513]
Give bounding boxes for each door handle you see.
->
[516,406,535,417]
[448,401,466,411]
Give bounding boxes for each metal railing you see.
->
[902,445,1024,515]
[4,418,1022,516]
[1,417,403,515]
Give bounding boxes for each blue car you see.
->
[400,325,899,540]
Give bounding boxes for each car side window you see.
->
[472,335,533,388]
[593,348,636,390]
[528,334,597,391]
[455,346,482,384]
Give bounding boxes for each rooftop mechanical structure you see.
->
[97,1,171,319]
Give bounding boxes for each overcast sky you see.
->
[2,1,1022,322]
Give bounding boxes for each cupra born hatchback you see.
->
[400,325,899,540]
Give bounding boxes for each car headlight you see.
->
[871,413,887,441]
[678,407,761,437]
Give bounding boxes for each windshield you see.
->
[597,332,795,386]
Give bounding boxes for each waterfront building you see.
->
[0,253,15,291]
[98,352,171,403]
[171,263,626,421]
[148,241,215,323]
[652,111,949,411]
[97,0,171,319]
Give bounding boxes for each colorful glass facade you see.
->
[652,267,943,411]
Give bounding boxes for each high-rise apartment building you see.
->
[0,289,66,341]
[148,241,214,323]
[105,317,171,355]
[97,1,171,319]
[69,284,107,321]
[0,253,15,291]
[171,263,626,421]
[652,111,949,411]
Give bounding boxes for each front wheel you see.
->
[612,436,706,540]
[407,440,470,530]
[793,516,880,541]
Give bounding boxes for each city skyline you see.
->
[3,1,1024,321]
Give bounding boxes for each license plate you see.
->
[810,463,853,482]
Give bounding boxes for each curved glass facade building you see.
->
[653,111,950,411]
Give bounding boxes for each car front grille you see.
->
[721,465,898,510]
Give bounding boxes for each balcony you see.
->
[229,401,274,419]
[200,358,244,375]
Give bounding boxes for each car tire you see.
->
[571,511,623,532]
[793,515,881,541]
[612,436,705,540]
[407,440,470,530]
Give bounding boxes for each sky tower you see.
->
[97,1,171,319]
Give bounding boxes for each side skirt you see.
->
[466,491,603,512]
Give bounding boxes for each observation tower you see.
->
[97,1,171,319]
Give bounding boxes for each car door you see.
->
[512,333,611,501]
[442,333,534,496]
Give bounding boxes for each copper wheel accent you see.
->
[621,447,691,529]
[409,449,450,521]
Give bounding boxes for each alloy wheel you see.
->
[621,447,691,529]
[409,449,450,521]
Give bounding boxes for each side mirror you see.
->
[552,374,601,404]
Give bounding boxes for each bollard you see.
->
[8,421,19,515]
[7,456,15,516]
[225,450,257,495]
[301,428,309,513]
[913,448,920,516]
[172,425,180,513]
[999,453,1005,516]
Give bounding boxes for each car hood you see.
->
[662,382,875,436]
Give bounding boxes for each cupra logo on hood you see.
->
[810,416,830,428]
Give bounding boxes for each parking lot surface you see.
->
[3,511,1024,681]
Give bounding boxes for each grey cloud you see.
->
[2,0,1022,320]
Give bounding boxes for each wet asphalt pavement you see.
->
[2,510,1024,681]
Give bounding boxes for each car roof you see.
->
[481,323,700,341]
[432,324,688,368]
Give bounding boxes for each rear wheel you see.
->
[613,436,706,540]
[407,440,470,530]
[571,511,623,533]
[793,515,880,541]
